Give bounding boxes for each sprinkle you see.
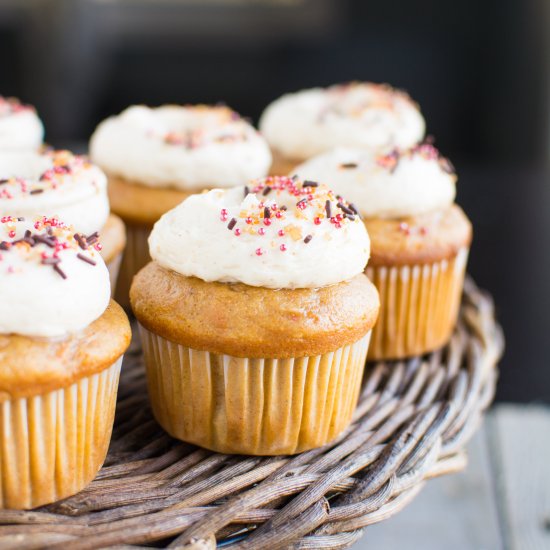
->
[53,263,67,279]
[337,202,354,216]
[77,253,96,266]
[263,218,272,226]
[314,217,321,225]
[255,247,264,256]
[262,186,271,196]
[344,214,356,221]
[17,217,25,221]
[280,205,287,211]
[296,198,308,210]
[234,228,241,236]
[264,207,271,219]
[325,200,332,218]
[30,189,44,195]
[0,179,8,185]
[304,234,313,244]
[33,234,56,248]
[348,203,359,215]
[303,180,318,187]
[258,227,266,236]
[245,217,253,224]
[41,257,61,265]
[227,218,237,230]
[278,229,285,237]
[340,162,358,169]
[280,244,287,252]
[0,242,10,250]
[74,233,87,249]
[244,185,249,197]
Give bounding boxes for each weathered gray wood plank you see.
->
[351,421,503,549]
[488,405,550,550]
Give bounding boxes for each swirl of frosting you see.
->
[0,150,109,235]
[90,104,272,189]
[0,216,110,337]
[294,143,457,219]
[0,96,44,151]
[149,176,370,289]
[259,83,425,159]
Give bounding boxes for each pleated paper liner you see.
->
[0,358,122,509]
[105,252,122,297]
[115,222,152,307]
[139,326,372,456]
[366,247,469,360]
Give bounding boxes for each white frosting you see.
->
[0,150,109,235]
[149,177,370,289]
[259,83,425,160]
[90,105,272,189]
[0,97,44,151]
[0,217,110,337]
[294,145,457,218]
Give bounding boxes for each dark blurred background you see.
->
[1,0,548,402]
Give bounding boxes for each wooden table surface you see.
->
[351,404,550,550]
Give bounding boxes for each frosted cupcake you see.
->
[294,143,472,359]
[0,96,44,152]
[0,216,131,509]
[90,104,272,304]
[131,176,379,455]
[259,82,425,174]
[0,149,126,293]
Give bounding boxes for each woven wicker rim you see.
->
[0,277,503,550]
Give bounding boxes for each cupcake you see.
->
[0,149,126,293]
[0,216,131,509]
[259,82,425,175]
[131,176,379,455]
[90,104,272,305]
[0,96,44,152]
[294,142,472,359]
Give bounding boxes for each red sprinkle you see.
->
[280,244,287,252]
[255,247,264,256]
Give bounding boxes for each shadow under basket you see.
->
[2,277,503,549]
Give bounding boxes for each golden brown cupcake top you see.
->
[131,262,379,358]
[0,300,131,400]
[365,204,472,266]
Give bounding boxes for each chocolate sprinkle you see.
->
[348,203,359,215]
[30,189,43,195]
[304,234,313,244]
[264,207,271,220]
[280,205,288,211]
[262,186,272,196]
[325,200,332,218]
[344,214,356,221]
[77,253,96,266]
[340,163,358,169]
[53,263,67,279]
[303,180,318,187]
[244,185,249,197]
[337,202,354,216]
[74,233,87,250]
[17,217,25,221]
[33,234,56,248]
[0,179,8,185]
[227,218,237,230]
[296,198,307,208]
[41,257,61,265]
[0,242,10,250]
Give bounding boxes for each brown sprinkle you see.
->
[77,253,96,266]
[325,200,332,218]
[304,234,313,244]
[340,162,358,169]
[30,189,44,195]
[337,202,354,216]
[262,186,271,196]
[264,207,271,219]
[227,218,237,230]
[74,233,87,250]
[53,263,67,279]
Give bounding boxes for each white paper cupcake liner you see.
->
[139,326,371,456]
[0,357,122,509]
[366,247,469,360]
[115,223,152,307]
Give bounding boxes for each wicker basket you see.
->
[0,278,503,550]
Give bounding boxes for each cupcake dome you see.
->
[149,175,370,289]
[0,149,110,236]
[90,104,272,190]
[259,82,425,160]
[293,142,457,219]
[0,96,44,151]
[0,216,110,337]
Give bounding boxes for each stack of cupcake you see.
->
[0,83,471,507]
